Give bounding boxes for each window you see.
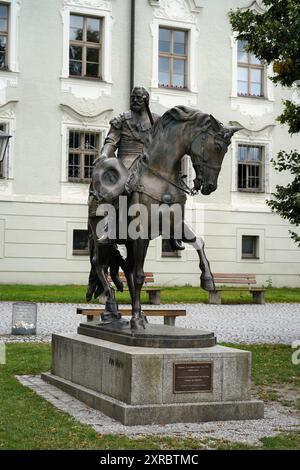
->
[68,130,100,183]
[0,122,7,178]
[0,3,8,69]
[161,239,180,258]
[242,235,259,259]
[238,144,264,192]
[159,27,187,89]
[73,229,89,255]
[69,14,102,79]
[237,40,264,97]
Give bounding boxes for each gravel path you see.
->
[0,301,299,344]
[16,375,300,446]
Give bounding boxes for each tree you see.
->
[229,0,300,245]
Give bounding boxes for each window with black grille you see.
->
[68,130,100,183]
[238,144,264,192]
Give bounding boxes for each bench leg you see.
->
[209,291,222,305]
[148,290,161,305]
[252,291,265,305]
[87,315,94,322]
[164,316,176,326]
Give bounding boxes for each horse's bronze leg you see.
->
[182,222,215,291]
[130,239,149,330]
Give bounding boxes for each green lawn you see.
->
[0,343,299,450]
[0,284,299,304]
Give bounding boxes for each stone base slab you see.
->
[42,372,264,426]
[42,333,264,425]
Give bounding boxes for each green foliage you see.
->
[278,100,300,134]
[229,0,300,246]
[229,0,300,87]
[267,150,300,245]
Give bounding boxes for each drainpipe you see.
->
[130,0,135,96]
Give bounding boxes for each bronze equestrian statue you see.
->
[87,87,241,329]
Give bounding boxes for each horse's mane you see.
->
[152,106,213,138]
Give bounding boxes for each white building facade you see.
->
[0,0,299,287]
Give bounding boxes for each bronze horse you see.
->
[88,106,241,329]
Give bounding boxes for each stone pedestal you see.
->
[42,332,263,425]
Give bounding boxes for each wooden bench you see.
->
[108,272,161,305]
[77,307,186,326]
[209,273,265,305]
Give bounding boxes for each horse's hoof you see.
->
[201,276,216,292]
[86,285,95,302]
[130,316,146,330]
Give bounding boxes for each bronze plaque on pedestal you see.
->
[174,362,212,393]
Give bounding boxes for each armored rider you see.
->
[86,86,183,301]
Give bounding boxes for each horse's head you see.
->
[190,115,242,195]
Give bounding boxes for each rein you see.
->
[147,165,198,196]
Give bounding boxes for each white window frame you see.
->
[0,102,16,181]
[231,34,274,102]
[66,221,89,259]
[151,18,198,93]
[230,133,272,195]
[60,0,113,94]
[62,124,105,183]
[236,227,265,264]
[0,0,20,73]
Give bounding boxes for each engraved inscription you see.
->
[174,362,212,393]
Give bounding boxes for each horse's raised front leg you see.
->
[130,239,149,330]
[182,222,215,291]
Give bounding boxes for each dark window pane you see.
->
[242,236,258,258]
[69,130,80,149]
[69,46,82,60]
[238,163,247,189]
[69,61,82,76]
[173,31,185,55]
[84,154,94,179]
[68,153,80,178]
[84,132,97,149]
[0,52,5,67]
[70,15,83,41]
[87,17,100,43]
[0,36,6,50]
[159,28,171,52]
[87,47,99,63]
[73,230,89,252]
[86,62,99,77]
[70,27,83,41]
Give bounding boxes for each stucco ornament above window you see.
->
[63,0,112,11]
[240,1,268,14]
[149,0,203,23]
